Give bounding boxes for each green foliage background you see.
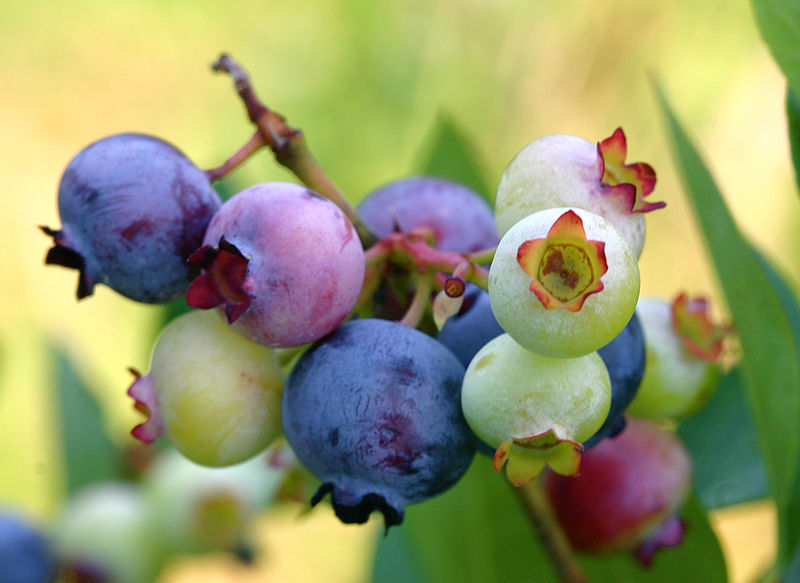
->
[1,0,798,581]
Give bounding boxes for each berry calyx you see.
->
[461,333,611,485]
[517,209,608,312]
[626,293,728,420]
[494,129,664,258]
[489,207,640,358]
[598,127,662,214]
[186,182,366,348]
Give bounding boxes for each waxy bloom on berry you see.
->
[627,293,729,420]
[494,128,664,258]
[517,209,608,312]
[489,207,640,358]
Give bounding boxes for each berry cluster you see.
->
[41,55,732,575]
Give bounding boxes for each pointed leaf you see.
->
[678,368,769,509]
[51,343,122,494]
[655,84,800,564]
[752,0,800,97]
[414,112,493,202]
[786,88,800,195]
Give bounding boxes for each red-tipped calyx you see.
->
[517,210,608,312]
[671,292,730,361]
[598,127,664,214]
[186,238,252,323]
[127,368,163,444]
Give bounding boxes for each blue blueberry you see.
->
[42,133,221,303]
[0,511,55,583]
[584,311,646,448]
[282,318,476,528]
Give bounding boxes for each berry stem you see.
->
[512,479,589,583]
[466,245,497,266]
[210,53,378,247]
[399,271,434,328]
[205,130,267,181]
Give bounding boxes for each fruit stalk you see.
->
[513,479,589,583]
[210,53,377,247]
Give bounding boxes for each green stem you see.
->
[512,479,589,583]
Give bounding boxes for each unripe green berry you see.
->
[489,207,640,358]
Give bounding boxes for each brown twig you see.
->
[210,53,378,247]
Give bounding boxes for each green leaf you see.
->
[752,0,800,97]
[414,112,493,203]
[51,342,122,494]
[655,84,800,564]
[372,455,554,583]
[372,456,727,583]
[786,88,800,192]
[678,368,768,509]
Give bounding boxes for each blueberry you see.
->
[43,133,221,303]
[437,285,505,368]
[0,511,55,583]
[281,318,476,528]
[584,311,646,448]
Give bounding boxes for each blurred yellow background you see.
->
[1,0,795,581]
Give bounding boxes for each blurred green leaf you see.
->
[373,455,553,583]
[372,456,727,583]
[414,112,493,203]
[752,0,800,97]
[51,343,123,494]
[656,84,800,564]
[786,88,800,192]
[678,368,768,509]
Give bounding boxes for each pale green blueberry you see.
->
[627,297,722,420]
[142,448,284,555]
[488,207,640,358]
[53,483,163,583]
[494,132,657,258]
[128,309,285,466]
[461,333,610,484]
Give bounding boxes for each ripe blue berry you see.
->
[42,133,222,303]
[357,176,498,253]
[584,311,646,448]
[0,511,55,583]
[281,318,476,528]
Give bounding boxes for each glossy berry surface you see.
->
[542,417,692,565]
[489,207,640,358]
[493,129,663,258]
[43,133,221,303]
[0,511,54,583]
[281,318,476,528]
[128,309,285,466]
[461,333,611,484]
[584,311,646,448]
[187,181,365,347]
[357,176,499,253]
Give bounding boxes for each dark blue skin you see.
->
[282,318,476,529]
[0,511,55,583]
[437,288,645,450]
[43,133,221,303]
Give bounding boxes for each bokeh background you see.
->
[1,0,795,581]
